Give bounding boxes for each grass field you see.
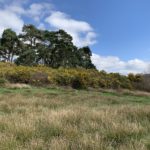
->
[0,87,150,150]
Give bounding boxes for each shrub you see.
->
[6,67,31,83]
[0,62,134,90]
[30,72,49,86]
[71,76,85,89]
[52,72,72,86]
[128,73,142,82]
[133,74,150,92]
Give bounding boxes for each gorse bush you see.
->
[0,62,134,89]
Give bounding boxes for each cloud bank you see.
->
[92,53,150,74]
[0,6,24,35]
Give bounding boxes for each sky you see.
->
[0,0,150,74]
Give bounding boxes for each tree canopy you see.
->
[0,24,96,69]
[0,29,20,62]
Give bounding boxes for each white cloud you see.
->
[5,2,53,22]
[0,2,54,35]
[5,4,25,14]
[92,53,150,74]
[0,1,26,36]
[27,3,53,22]
[0,10,24,36]
[45,11,97,47]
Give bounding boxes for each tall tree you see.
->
[78,46,96,69]
[0,29,20,62]
[6,24,96,69]
[37,30,79,68]
[16,24,42,66]
[19,24,42,47]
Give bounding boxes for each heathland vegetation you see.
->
[0,62,143,90]
[0,25,150,150]
[0,24,149,92]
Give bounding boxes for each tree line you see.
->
[0,24,95,69]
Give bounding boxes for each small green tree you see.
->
[0,29,20,62]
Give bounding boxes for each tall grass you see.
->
[0,87,150,150]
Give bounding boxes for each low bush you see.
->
[71,76,85,89]
[0,62,134,89]
[132,74,150,92]
[30,72,49,86]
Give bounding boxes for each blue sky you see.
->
[0,0,150,73]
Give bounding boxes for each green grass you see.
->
[101,91,150,105]
[0,87,150,150]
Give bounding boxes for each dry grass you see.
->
[0,87,150,150]
[5,83,31,89]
